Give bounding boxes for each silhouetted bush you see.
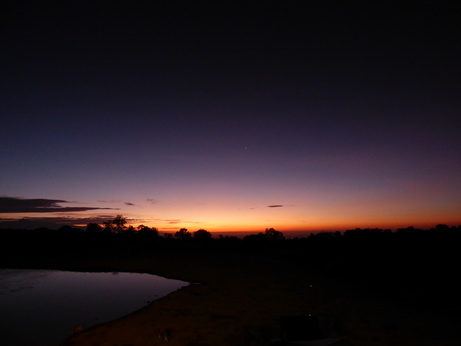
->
[264,228,284,240]
[193,229,212,241]
[86,223,102,233]
[175,228,192,240]
[137,225,159,238]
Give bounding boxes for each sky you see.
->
[1,2,460,233]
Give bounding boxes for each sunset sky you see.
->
[1,2,460,233]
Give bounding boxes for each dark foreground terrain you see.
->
[1,226,460,345]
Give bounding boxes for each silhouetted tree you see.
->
[435,224,450,232]
[175,228,191,240]
[138,225,159,237]
[397,226,417,233]
[264,227,284,240]
[58,225,74,232]
[86,223,102,233]
[242,232,267,244]
[113,215,127,233]
[193,229,212,241]
[102,220,114,232]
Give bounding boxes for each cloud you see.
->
[1,216,99,224]
[267,204,284,208]
[151,218,182,225]
[0,197,117,213]
[124,202,135,206]
[146,198,158,204]
[150,218,203,225]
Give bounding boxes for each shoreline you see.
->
[3,254,459,346]
[1,234,460,346]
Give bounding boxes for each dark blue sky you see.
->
[1,2,460,232]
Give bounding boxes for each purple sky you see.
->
[1,2,460,232]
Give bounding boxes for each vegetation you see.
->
[1,218,460,312]
[0,215,459,255]
[1,219,459,345]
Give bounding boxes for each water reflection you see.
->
[0,269,188,346]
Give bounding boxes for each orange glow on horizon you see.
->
[135,218,461,234]
[4,193,460,234]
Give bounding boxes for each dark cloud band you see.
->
[0,197,116,213]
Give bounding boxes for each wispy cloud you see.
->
[1,216,103,225]
[151,218,183,225]
[146,198,158,204]
[267,204,284,208]
[125,202,135,206]
[150,218,203,225]
[0,197,117,213]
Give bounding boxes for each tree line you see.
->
[1,213,460,244]
[2,218,460,320]
[84,214,285,241]
[85,214,215,240]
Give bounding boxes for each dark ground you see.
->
[1,228,460,345]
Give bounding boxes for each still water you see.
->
[0,269,189,346]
